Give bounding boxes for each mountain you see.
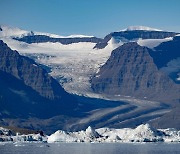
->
[0,40,78,119]
[0,25,116,96]
[94,27,178,49]
[0,40,72,100]
[91,42,180,103]
[91,41,180,129]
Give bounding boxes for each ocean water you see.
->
[0,143,180,154]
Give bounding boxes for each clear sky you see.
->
[0,0,180,37]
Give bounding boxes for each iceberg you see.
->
[0,127,48,142]
[47,124,180,143]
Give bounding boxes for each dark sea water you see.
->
[0,143,180,154]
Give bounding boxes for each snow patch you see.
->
[120,26,163,32]
[177,73,180,81]
[160,58,180,75]
[137,37,173,49]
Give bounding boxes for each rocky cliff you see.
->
[91,42,180,103]
[0,40,70,100]
[14,35,102,45]
[0,40,78,119]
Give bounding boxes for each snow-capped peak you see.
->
[120,26,163,32]
[0,25,94,39]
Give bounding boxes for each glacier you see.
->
[0,26,116,96]
[0,25,174,97]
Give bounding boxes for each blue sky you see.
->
[0,0,180,37]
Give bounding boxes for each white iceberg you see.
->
[47,124,180,143]
[1,124,180,143]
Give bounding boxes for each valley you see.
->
[0,25,179,133]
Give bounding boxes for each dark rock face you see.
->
[111,30,177,40]
[0,40,70,100]
[151,36,180,68]
[0,27,2,31]
[94,31,178,49]
[14,35,102,45]
[91,42,180,103]
[0,70,78,119]
[149,36,180,84]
